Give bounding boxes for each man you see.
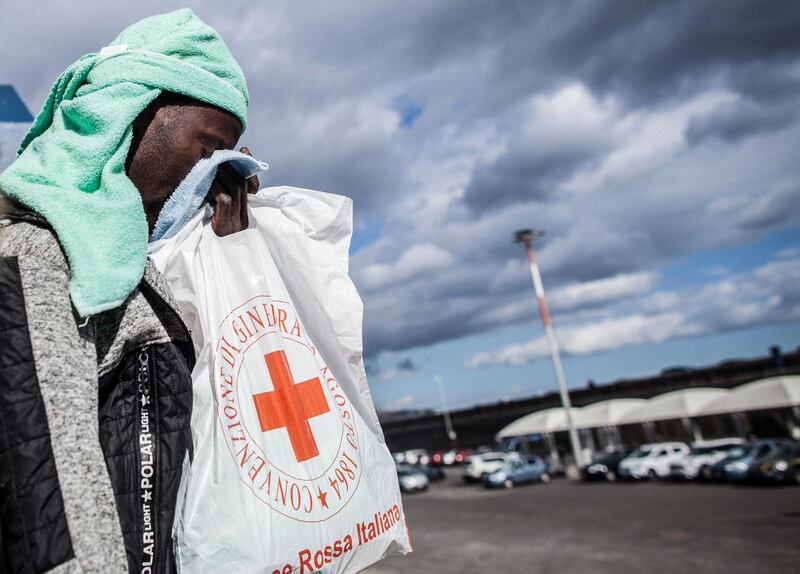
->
[0,10,257,573]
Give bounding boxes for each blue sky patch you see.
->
[393,94,423,129]
[659,225,800,290]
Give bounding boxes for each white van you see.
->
[668,438,746,480]
[463,451,519,483]
[617,442,689,479]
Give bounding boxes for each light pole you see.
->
[434,375,457,445]
[514,229,584,469]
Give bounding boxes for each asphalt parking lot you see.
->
[366,469,800,574]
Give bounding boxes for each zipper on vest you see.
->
[137,347,158,573]
[139,281,196,367]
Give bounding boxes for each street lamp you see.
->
[434,375,458,444]
[514,229,584,469]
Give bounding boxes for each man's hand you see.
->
[210,146,260,236]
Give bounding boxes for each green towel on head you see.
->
[0,8,248,316]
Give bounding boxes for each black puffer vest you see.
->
[0,207,194,574]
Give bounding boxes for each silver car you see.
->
[668,438,745,480]
[397,464,430,493]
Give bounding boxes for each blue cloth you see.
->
[150,150,268,242]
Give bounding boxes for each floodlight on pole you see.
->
[434,375,458,443]
[513,229,584,469]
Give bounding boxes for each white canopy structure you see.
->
[570,398,647,430]
[497,378,800,441]
[697,376,800,416]
[616,387,731,425]
[496,407,570,438]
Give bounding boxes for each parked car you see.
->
[668,438,745,481]
[483,456,549,488]
[396,464,430,493]
[403,449,430,466]
[581,450,629,482]
[751,442,800,484]
[417,464,446,482]
[453,449,471,464]
[709,443,752,481]
[432,449,462,466]
[463,451,519,483]
[617,442,689,479]
[432,448,471,466]
[723,438,795,482]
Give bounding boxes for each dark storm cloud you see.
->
[460,1,800,215]
[544,1,800,103]
[685,98,795,145]
[396,358,417,372]
[362,355,418,382]
[4,1,798,215]
[463,137,599,212]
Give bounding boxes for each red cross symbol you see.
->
[252,350,330,462]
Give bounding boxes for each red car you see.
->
[431,448,471,466]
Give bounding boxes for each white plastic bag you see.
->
[149,186,411,573]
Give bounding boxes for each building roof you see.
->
[0,85,33,123]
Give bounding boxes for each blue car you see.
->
[722,438,795,482]
[483,456,550,489]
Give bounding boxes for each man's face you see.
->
[126,93,248,234]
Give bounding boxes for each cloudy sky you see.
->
[2,1,799,410]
